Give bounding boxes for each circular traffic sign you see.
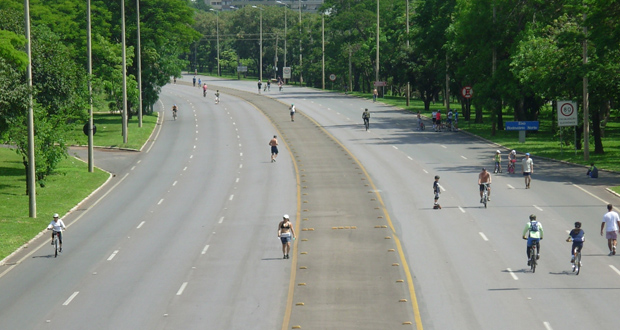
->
[283,67,291,75]
[329,74,336,82]
[461,86,473,99]
[559,102,575,117]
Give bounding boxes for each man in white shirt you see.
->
[601,204,620,256]
[47,213,66,252]
[522,152,534,189]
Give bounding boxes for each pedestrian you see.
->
[289,104,296,122]
[435,110,442,132]
[373,88,378,102]
[269,135,278,162]
[587,163,598,178]
[431,110,437,130]
[433,175,442,209]
[267,80,271,91]
[192,76,196,87]
[198,78,201,86]
[278,214,296,259]
[258,80,262,94]
[522,152,534,188]
[601,204,620,256]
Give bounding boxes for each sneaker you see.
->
[286,254,289,259]
[536,254,540,260]
[527,260,531,266]
[572,264,576,272]
[59,248,62,253]
[609,251,614,256]
[480,198,483,203]
[487,197,491,201]
[51,241,54,245]
[283,255,286,259]
[571,256,575,263]
[613,247,616,255]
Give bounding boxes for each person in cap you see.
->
[278,214,296,259]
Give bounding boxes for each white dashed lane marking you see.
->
[158,199,164,205]
[63,292,80,306]
[610,265,620,277]
[458,206,466,213]
[201,245,210,255]
[176,282,188,296]
[461,155,467,159]
[506,268,518,280]
[107,250,119,261]
[479,232,489,241]
[543,321,553,330]
[229,195,234,201]
[137,221,145,229]
[219,217,224,224]
[533,205,543,211]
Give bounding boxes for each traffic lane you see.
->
[267,91,620,328]
[30,86,296,330]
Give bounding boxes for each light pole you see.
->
[375,0,379,84]
[276,1,288,83]
[252,5,264,82]
[209,9,220,76]
[322,12,325,89]
[299,0,302,85]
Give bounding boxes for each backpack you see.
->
[530,221,539,232]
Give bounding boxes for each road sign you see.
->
[237,66,248,73]
[461,86,473,99]
[373,81,387,87]
[557,100,578,127]
[283,67,291,79]
[329,74,336,82]
[505,121,539,131]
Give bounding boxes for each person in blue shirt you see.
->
[566,221,585,265]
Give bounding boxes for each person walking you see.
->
[289,104,296,122]
[601,204,620,255]
[278,214,296,259]
[522,153,534,188]
[373,88,378,102]
[269,135,279,162]
[258,80,262,94]
[192,76,196,87]
[433,175,442,209]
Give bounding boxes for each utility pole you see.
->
[322,12,325,90]
[136,0,143,127]
[121,0,128,144]
[87,0,94,172]
[375,0,379,83]
[24,0,36,217]
[583,11,589,160]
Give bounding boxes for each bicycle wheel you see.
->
[530,248,537,273]
[483,192,487,208]
[575,251,581,275]
[54,237,58,258]
[365,121,369,131]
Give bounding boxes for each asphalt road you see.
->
[2,76,620,330]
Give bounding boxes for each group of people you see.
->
[258,78,284,94]
[429,109,458,132]
[491,150,534,188]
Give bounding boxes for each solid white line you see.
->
[158,199,164,205]
[543,321,553,330]
[173,181,177,186]
[507,184,514,189]
[458,206,466,213]
[506,268,519,280]
[63,292,79,306]
[219,217,224,224]
[137,221,145,229]
[533,205,543,211]
[392,146,398,150]
[572,183,609,204]
[201,245,210,255]
[407,156,413,160]
[461,155,467,159]
[610,265,620,277]
[107,250,119,261]
[229,195,234,201]
[176,282,188,295]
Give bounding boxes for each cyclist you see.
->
[566,221,585,264]
[447,109,453,130]
[493,150,502,173]
[214,90,220,104]
[478,167,492,203]
[431,110,437,130]
[453,110,459,130]
[202,83,208,97]
[362,109,370,130]
[47,213,66,252]
[508,150,517,173]
[522,214,544,265]
[172,104,178,119]
[417,111,423,130]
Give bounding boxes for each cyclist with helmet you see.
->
[493,150,502,173]
[508,150,517,174]
[522,214,544,265]
[172,104,178,120]
[566,221,585,264]
[433,175,441,209]
[47,213,66,252]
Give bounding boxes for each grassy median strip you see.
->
[0,148,109,260]
[67,113,158,150]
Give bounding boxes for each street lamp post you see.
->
[276,1,288,83]
[299,0,302,85]
[252,5,264,82]
[209,9,220,76]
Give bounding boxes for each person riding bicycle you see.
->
[172,104,178,117]
[494,150,502,173]
[522,214,544,265]
[478,167,492,203]
[566,221,585,264]
[362,109,370,128]
[214,90,220,104]
[508,150,517,172]
[417,111,423,130]
[47,213,66,252]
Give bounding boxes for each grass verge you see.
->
[67,112,158,150]
[0,148,109,260]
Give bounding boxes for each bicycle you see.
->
[567,238,582,275]
[419,121,425,131]
[528,243,537,273]
[507,159,516,174]
[481,183,490,208]
[172,110,177,121]
[364,118,369,131]
[48,230,61,257]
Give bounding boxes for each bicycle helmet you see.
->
[511,150,516,154]
[496,150,500,153]
[434,175,440,179]
[283,214,289,219]
[574,221,582,228]
[529,214,537,220]
[53,213,59,218]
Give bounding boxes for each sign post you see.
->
[283,67,291,80]
[506,121,539,143]
[557,100,578,155]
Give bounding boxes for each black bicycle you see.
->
[50,231,61,258]
[525,241,538,273]
[481,183,490,208]
[364,118,369,131]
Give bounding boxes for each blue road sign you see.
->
[505,121,539,131]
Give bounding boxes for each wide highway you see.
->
[0,76,619,330]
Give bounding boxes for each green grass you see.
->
[67,113,158,150]
[0,148,109,260]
